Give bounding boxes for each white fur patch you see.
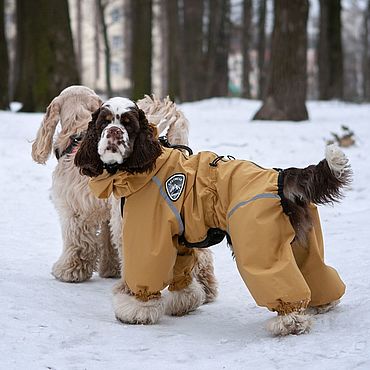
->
[165,279,206,316]
[98,123,130,164]
[267,312,312,336]
[103,97,136,121]
[113,291,165,325]
[325,144,349,178]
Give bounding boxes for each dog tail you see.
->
[283,144,352,206]
[282,145,352,245]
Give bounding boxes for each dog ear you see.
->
[31,96,61,164]
[123,108,162,173]
[74,108,105,177]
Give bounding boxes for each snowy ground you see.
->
[1,99,369,370]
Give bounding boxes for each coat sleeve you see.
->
[121,189,181,300]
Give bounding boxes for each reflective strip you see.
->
[227,193,280,220]
[152,176,184,235]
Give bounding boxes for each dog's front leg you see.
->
[113,280,165,324]
[52,215,99,283]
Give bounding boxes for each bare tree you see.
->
[242,0,252,98]
[363,0,370,101]
[257,0,267,99]
[253,0,309,121]
[204,0,231,98]
[96,0,113,98]
[164,0,181,100]
[130,0,152,101]
[318,0,343,100]
[14,0,79,112]
[0,0,9,109]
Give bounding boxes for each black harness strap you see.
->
[158,136,193,156]
[55,133,85,160]
[120,197,126,217]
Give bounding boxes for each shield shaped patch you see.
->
[165,173,186,202]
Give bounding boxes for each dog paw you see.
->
[113,292,165,325]
[305,300,340,315]
[52,257,94,283]
[165,279,206,316]
[267,312,312,336]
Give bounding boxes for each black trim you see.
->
[55,133,85,160]
[158,136,193,156]
[275,168,289,214]
[179,228,229,249]
[120,197,126,217]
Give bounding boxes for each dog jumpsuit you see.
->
[89,147,345,314]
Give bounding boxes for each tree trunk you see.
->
[130,0,152,101]
[204,0,230,98]
[363,0,370,101]
[0,0,9,109]
[180,0,204,101]
[253,0,309,121]
[14,0,79,112]
[96,0,112,98]
[165,0,181,100]
[318,0,343,100]
[257,0,266,99]
[242,0,252,98]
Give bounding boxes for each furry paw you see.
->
[165,280,206,316]
[267,312,312,336]
[52,256,94,283]
[305,300,340,315]
[113,291,165,325]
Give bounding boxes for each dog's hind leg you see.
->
[52,215,99,283]
[98,220,121,278]
[192,249,218,303]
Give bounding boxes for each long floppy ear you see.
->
[31,96,61,164]
[74,108,105,177]
[123,108,162,173]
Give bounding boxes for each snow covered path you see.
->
[1,99,369,369]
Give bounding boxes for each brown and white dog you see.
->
[75,97,351,335]
[31,88,217,306]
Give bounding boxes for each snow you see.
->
[1,99,370,369]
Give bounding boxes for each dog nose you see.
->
[106,126,123,139]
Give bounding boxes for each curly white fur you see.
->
[326,144,350,178]
[113,291,165,325]
[267,312,312,336]
[165,279,206,316]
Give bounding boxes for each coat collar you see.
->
[89,147,174,199]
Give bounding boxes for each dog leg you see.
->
[98,221,121,278]
[267,312,312,336]
[113,281,165,324]
[305,300,340,315]
[52,216,98,283]
[192,249,218,303]
[165,279,206,316]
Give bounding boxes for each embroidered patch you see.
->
[165,173,186,202]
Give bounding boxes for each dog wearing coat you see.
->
[74,97,351,336]
[32,87,217,304]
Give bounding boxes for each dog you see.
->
[74,97,351,335]
[32,87,218,304]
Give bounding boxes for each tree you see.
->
[204,0,231,98]
[0,0,9,109]
[318,0,343,100]
[180,0,204,101]
[253,0,309,121]
[13,0,79,112]
[96,0,112,98]
[164,0,181,101]
[241,0,252,98]
[257,0,267,99]
[130,0,152,101]
[363,0,370,101]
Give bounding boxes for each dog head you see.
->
[31,85,102,164]
[75,97,162,177]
